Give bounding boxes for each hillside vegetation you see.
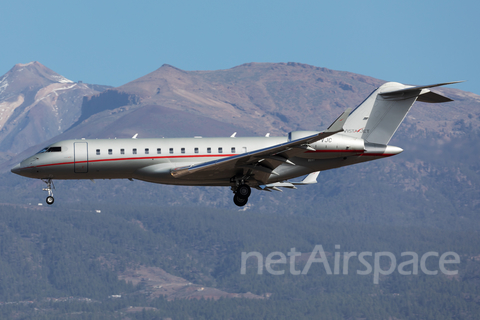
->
[0,203,479,319]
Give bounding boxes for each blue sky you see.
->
[2,0,479,94]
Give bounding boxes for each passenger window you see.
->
[120,149,125,155]
[157,148,161,154]
[231,147,235,153]
[145,148,149,155]
[96,149,100,155]
[181,148,185,154]
[108,149,112,155]
[133,148,137,155]
[218,147,223,153]
[194,147,199,154]
[207,147,211,153]
[169,148,174,154]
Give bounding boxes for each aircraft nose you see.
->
[11,162,39,178]
[11,163,22,175]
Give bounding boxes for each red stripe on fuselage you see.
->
[27,154,237,169]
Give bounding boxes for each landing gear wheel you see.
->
[236,184,251,199]
[233,194,248,207]
[46,196,54,205]
[42,179,55,205]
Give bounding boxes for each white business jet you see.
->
[11,81,461,206]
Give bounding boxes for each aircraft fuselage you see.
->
[12,134,398,187]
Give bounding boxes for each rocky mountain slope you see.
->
[70,62,480,139]
[0,62,110,159]
[69,62,385,138]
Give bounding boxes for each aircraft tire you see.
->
[236,184,251,199]
[46,196,54,205]
[233,194,248,207]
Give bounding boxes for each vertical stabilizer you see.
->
[342,81,458,145]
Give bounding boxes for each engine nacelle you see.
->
[294,132,365,159]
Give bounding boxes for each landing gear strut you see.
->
[42,179,55,205]
[233,183,251,207]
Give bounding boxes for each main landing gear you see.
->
[42,178,55,205]
[233,184,251,207]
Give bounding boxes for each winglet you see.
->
[292,171,320,185]
[326,108,351,133]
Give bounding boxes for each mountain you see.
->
[70,62,385,137]
[1,62,479,221]
[3,61,479,162]
[71,62,480,137]
[0,62,110,159]
[1,62,480,318]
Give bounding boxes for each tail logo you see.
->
[344,128,370,134]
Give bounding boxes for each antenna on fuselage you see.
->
[132,133,138,139]
[230,132,237,138]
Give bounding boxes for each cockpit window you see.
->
[37,146,61,154]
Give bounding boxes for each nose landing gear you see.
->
[42,179,55,205]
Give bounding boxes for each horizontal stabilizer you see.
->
[379,81,464,102]
[416,91,453,103]
[381,81,464,94]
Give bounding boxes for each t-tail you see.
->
[342,81,463,145]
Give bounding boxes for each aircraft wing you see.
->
[170,109,350,183]
[258,171,321,192]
